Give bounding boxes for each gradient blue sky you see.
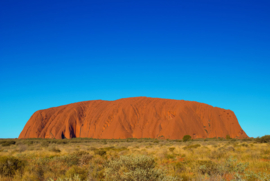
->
[0,0,269,138]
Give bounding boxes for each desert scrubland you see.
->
[0,136,269,181]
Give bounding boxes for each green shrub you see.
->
[218,137,225,141]
[101,146,115,151]
[48,146,61,153]
[94,150,107,157]
[73,151,89,156]
[80,154,94,166]
[256,135,270,143]
[0,156,25,177]
[183,144,200,150]
[183,135,191,142]
[41,141,49,147]
[174,162,186,173]
[226,146,235,152]
[1,140,16,147]
[88,147,97,151]
[33,165,44,181]
[169,147,175,152]
[179,173,192,181]
[222,156,249,174]
[55,154,80,167]
[17,145,27,152]
[242,138,253,142]
[104,155,177,181]
[25,140,34,146]
[261,149,270,155]
[226,135,231,139]
[114,147,128,152]
[65,165,88,181]
[197,160,218,175]
[48,175,81,181]
[209,150,226,159]
[166,154,176,159]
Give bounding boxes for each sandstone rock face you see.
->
[19,97,248,139]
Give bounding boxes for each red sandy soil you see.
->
[19,97,248,139]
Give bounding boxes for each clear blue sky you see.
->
[0,0,269,138]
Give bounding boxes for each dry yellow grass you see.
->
[0,138,269,181]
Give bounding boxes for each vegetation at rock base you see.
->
[0,136,269,180]
[226,135,231,140]
[255,135,270,143]
[182,135,192,142]
[0,140,16,147]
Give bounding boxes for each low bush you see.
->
[179,173,192,181]
[41,141,49,147]
[104,155,177,181]
[25,140,34,146]
[55,154,80,167]
[17,145,27,152]
[33,165,45,181]
[0,156,25,178]
[242,138,253,142]
[65,165,88,181]
[226,146,235,152]
[79,154,94,166]
[209,150,226,159]
[48,175,81,181]
[174,162,186,173]
[223,156,248,173]
[256,135,270,143]
[1,141,16,147]
[183,144,200,150]
[197,160,218,175]
[94,150,107,157]
[88,147,97,151]
[261,149,270,155]
[48,146,61,153]
[241,143,249,147]
[73,151,89,156]
[101,146,115,151]
[183,135,191,142]
[166,154,176,159]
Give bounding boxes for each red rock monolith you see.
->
[19,97,248,139]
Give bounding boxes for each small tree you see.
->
[256,135,270,143]
[183,135,191,142]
